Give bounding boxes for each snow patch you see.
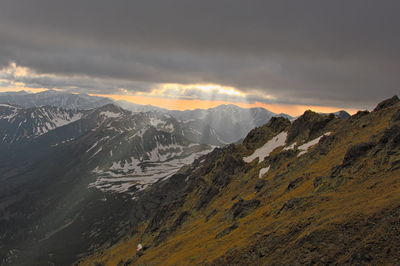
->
[243,131,287,163]
[283,142,296,151]
[88,146,213,195]
[259,166,270,178]
[297,132,331,157]
[100,111,121,118]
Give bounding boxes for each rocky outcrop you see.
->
[212,151,245,188]
[343,142,375,166]
[380,124,400,149]
[391,109,400,123]
[287,177,304,191]
[195,185,220,210]
[277,197,307,214]
[243,117,290,150]
[228,199,261,219]
[351,110,369,120]
[216,223,239,239]
[287,110,335,143]
[373,95,399,111]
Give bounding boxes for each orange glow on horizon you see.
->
[92,93,359,116]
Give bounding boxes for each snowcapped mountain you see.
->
[181,119,227,145]
[1,103,213,195]
[116,100,167,113]
[0,90,113,109]
[169,104,291,143]
[333,110,351,119]
[0,90,293,145]
[118,102,292,144]
[0,104,83,144]
[60,104,214,195]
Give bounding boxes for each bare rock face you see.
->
[373,95,399,111]
[287,177,304,191]
[391,109,400,123]
[228,199,261,219]
[287,110,335,144]
[343,142,375,166]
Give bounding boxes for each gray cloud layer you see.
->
[0,0,399,108]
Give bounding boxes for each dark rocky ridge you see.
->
[93,95,400,266]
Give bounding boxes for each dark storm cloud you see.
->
[0,0,399,108]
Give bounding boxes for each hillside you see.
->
[79,96,400,265]
[0,104,213,265]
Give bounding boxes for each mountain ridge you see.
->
[0,90,294,144]
[78,95,400,266]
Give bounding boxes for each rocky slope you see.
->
[79,96,400,266]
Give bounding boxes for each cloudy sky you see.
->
[0,0,399,115]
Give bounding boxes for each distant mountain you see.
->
[117,101,290,144]
[333,110,351,119]
[0,90,293,145]
[180,119,226,145]
[0,90,113,110]
[0,104,84,144]
[116,100,167,113]
[169,104,292,144]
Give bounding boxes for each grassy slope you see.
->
[80,102,400,265]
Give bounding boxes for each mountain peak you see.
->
[333,110,351,119]
[374,95,399,111]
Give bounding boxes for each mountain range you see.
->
[0,90,295,145]
[0,90,374,266]
[0,90,113,110]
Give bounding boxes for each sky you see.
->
[0,1,399,116]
